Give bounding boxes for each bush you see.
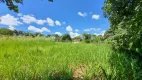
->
[61,34,72,42]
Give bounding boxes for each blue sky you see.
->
[0,0,110,37]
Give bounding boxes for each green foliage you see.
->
[61,34,72,42]
[91,35,104,43]
[13,30,25,36]
[103,0,142,53]
[0,0,23,12]
[72,36,83,42]
[0,0,53,13]
[0,28,13,36]
[46,34,51,38]
[53,34,61,42]
[35,32,44,36]
[82,33,91,43]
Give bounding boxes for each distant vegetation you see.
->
[0,28,104,43]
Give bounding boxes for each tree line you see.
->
[0,28,104,43]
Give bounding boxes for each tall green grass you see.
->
[0,37,141,80]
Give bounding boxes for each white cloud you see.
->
[20,14,46,25]
[66,26,73,32]
[46,17,54,26]
[0,14,22,30]
[17,13,23,16]
[36,19,46,25]
[20,15,37,24]
[55,32,62,36]
[55,20,61,26]
[75,29,79,32]
[92,14,100,20]
[41,27,51,32]
[69,32,80,38]
[28,26,50,33]
[94,30,106,36]
[9,26,15,30]
[20,14,62,26]
[78,12,87,17]
[0,14,22,26]
[84,28,101,32]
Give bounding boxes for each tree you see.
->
[0,0,53,13]
[61,34,72,42]
[46,34,51,38]
[91,34,97,39]
[93,35,103,43]
[13,30,19,36]
[53,34,61,42]
[82,33,91,43]
[35,32,44,36]
[24,32,35,37]
[72,36,83,42]
[0,28,13,36]
[103,0,142,53]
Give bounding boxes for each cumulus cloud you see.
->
[20,14,46,25]
[94,30,106,36]
[36,19,46,25]
[78,12,87,17]
[41,27,51,32]
[0,14,22,30]
[69,32,80,38]
[20,14,63,26]
[55,32,62,36]
[9,26,15,30]
[20,15,37,24]
[75,29,79,32]
[84,28,101,32]
[92,14,100,20]
[55,20,61,26]
[46,17,54,26]
[66,26,73,32]
[28,26,50,33]
[17,13,23,16]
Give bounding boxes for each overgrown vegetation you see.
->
[103,0,142,54]
[0,37,141,80]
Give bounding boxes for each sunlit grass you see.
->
[0,37,141,80]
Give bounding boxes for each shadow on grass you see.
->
[107,52,142,80]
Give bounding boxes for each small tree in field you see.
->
[46,34,51,38]
[82,33,91,43]
[72,36,83,42]
[53,34,61,42]
[61,34,72,42]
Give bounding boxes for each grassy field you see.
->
[0,37,141,80]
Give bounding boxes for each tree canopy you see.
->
[103,0,142,53]
[0,0,53,13]
[0,28,13,35]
